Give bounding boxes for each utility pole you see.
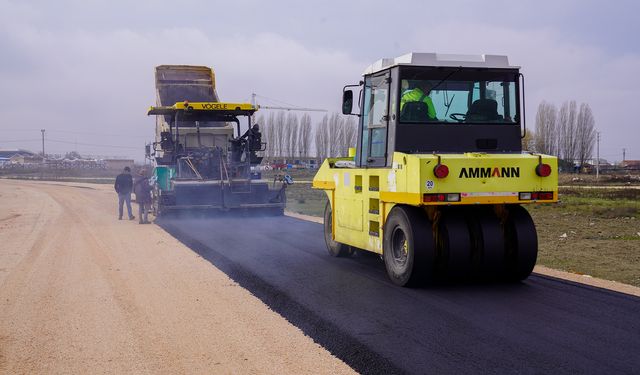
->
[41,129,46,163]
[623,148,626,163]
[41,129,46,180]
[596,131,600,180]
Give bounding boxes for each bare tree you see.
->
[285,112,299,158]
[522,129,535,151]
[342,116,358,155]
[314,114,329,160]
[258,112,274,158]
[534,101,558,155]
[298,113,312,157]
[267,112,277,157]
[557,100,578,162]
[278,112,290,157]
[272,111,287,157]
[314,113,359,160]
[327,112,344,157]
[575,103,596,168]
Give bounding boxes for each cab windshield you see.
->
[399,67,520,124]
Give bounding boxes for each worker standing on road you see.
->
[133,169,153,224]
[400,81,437,120]
[114,166,135,220]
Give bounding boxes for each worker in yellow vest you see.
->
[400,81,436,120]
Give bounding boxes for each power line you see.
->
[253,93,327,112]
[48,129,149,138]
[254,94,301,108]
[0,128,42,132]
[47,139,143,150]
[0,128,148,138]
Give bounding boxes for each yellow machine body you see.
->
[313,152,557,254]
[149,101,256,113]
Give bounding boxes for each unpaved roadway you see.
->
[0,180,355,374]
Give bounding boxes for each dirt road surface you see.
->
[0,180,355,375]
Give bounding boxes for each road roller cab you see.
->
[313,53,558,286]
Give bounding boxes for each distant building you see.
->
[622,160,640,170]
[10,154,26,164]
[0,149,39,165]
[584,158,612,167]
[0,149,36,159]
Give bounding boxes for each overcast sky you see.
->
[1,0,638,161]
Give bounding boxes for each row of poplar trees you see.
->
[527,100,597,167]
[255,112,357,160]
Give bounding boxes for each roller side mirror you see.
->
[342,90,353,115]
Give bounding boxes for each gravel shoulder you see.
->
[0,179,355,374]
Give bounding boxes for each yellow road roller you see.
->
[313,53,557,286]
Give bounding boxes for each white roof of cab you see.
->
[363,52,519,75]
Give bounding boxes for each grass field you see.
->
[285,182,328,217]
[531,188,639,286]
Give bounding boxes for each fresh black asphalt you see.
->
[159,215,640,375]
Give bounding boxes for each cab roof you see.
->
[363,52,519,75]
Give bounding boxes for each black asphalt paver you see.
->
[159,215,640,375]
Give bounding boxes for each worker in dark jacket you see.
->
[133,169,153,224]
[114,166,135,220]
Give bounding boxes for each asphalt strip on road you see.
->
[285,211,640,298]
[157,212,640,375]
[157,217,404,375]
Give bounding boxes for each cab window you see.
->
[399,68,519,124]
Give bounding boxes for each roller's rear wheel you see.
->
[383,206,435,286]
[468,208,505,276]
[503,205,538,281]
[437,209,472,279]
[323,201,353,257]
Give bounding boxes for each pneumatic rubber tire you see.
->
[504,205,538,281]
[437,208,472,279]
[323,201,352,257]
[383,206,435,287]
[468,208,505,276]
